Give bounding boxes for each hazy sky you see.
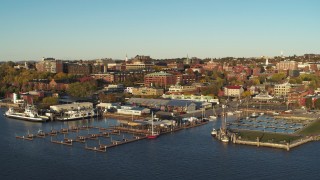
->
[0,0,319,61]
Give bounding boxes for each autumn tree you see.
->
[67,81,97,98]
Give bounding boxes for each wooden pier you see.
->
[15,119,209,153]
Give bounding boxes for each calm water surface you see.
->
[0,108,319,180]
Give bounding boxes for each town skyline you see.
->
[1,0,320,61]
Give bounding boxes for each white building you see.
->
[116,106,150,116]
[223,85,244,97]
[168,84,196,94]
[274,83,291,96]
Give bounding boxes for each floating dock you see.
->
[15,119,209,153]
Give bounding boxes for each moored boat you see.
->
[211,128,217,137]
[250,112,259,118]
[221,134,229,143]
[147,112,159,139]
[4,106,49,122]
[209,115,217,121]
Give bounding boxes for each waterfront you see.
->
[1,108,320,180]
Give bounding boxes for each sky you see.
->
[0,0,319,61]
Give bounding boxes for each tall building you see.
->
[36,57,64,73]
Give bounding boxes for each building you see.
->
[252,93,274,102]
[167,85,196,94]
[116,105,150,116]
[91,73,115,83]
[162,94,219,103]
[274,83,291,96]
[276,60,298,71]
[203,59,218,71]
[50,102,93,112]
[287,91,310,106]
[167,62,184,70]
[36,57,64,73]
[223,85,244,97]
[131,87,164,96]
[67,63,91,75]
[144,71,176,88]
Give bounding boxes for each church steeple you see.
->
[125,54,128,62]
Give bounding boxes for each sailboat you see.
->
[147,112,159,139]
[220,105,229,143]
[209,105,217,121]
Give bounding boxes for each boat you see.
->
[220,105,229,143]
[226,112,234,116]
[147,112,159,139]
[56,108,96,121]
[221,134,229,143]
[4,105,49,122]
[209,106,217,121]
[211,128,217,137]
[250,112,259,118]
[209,115,217,121]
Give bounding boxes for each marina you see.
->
[13,117,209,153]
[2,107,320,180]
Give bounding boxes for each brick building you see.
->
[144,71,176,87]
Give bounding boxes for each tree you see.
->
[270,73,286,83]
[67,81,97,98]
[305,97,313,109]
[314,99,320,110]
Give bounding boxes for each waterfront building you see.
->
[252,92,274,102]
[116,105,150,116]
[223,85,244,97]
[162,94,219,103]
[131,87,164,96]
[50,102,93,112]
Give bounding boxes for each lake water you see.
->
[0,108,320,180]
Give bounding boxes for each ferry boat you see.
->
[56,109,96,121]
[4,106,49,122]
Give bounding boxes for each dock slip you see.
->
[15,120,209,153]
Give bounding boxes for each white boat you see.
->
[209,106,217,121]
[226,112,234,116]
[209,115,217,121]
[221,134,229,143]
[211,128,217,137]
[56,109,96,121]
[250,112,259,118]
[4,106,49,122]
